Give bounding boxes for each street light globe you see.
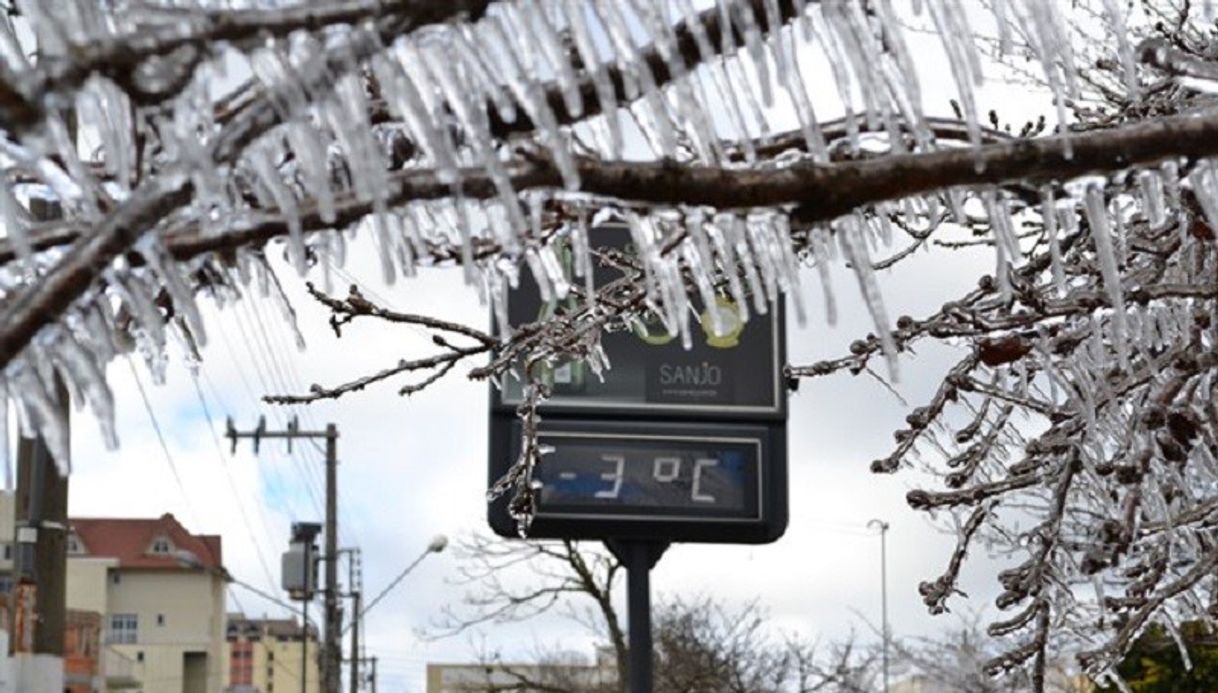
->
[428,534,449,553]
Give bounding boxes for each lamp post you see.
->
[868,519,890,693]
[345,535,447,636]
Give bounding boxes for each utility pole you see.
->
[11,376,68,692]
[343,548,363,693]
[230,416,342,693]
[868,519,891,693]
[368,656,377,693]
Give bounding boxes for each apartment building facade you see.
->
[224,614,320,693]
[66,512,227,693]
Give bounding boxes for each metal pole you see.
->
[349,590,361,692]
[301,597,310,693]
[324,424,340,693]
[869,520,890,693]
[627,546,651,693]
[369,657,377,693]
[12,378,68,676]
[606,541,664,693]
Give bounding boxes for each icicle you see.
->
[564,0,621,156]
[420,41,525,240]
[681,238,722,336]
[1187,160,1218,234]
[626,212,662,308]
[54,327,118,449]
[1083,187,1131,372]
[723,213,768,316]
[777,24,828,162]
[1138,169,1167,229]
[482,15,581,189]
[12,362,70,473]
[248,148,306,275]
[1101,0,1141,99]
[373,51,460,185]
[839,215,899,378]
[729,0,774,107]
[453,25,517,125]
[1041,187,1066,296]
[745,216,780,304]
[572,209,597,313]
[982,189,1018,302]
[285,122,336,225]
[926,0,984,155]
[810,227,838,325]
[139,240,206,350]
[0,181,31,266]
[110,270,166,353]
[522,3,584,118]
[704,218,749,325]
[594,0,678,158]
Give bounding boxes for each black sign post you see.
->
[489,224,788,692]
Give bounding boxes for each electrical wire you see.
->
[190,371,279,596]
[125,355,201,528]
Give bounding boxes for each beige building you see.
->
[427,649,617,692]
[224,613,320,693]
[66,512,227,693]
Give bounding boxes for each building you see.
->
[224,613,320,693]
[66,512,227,693]
[427,648,617,693]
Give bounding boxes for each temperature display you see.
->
[534,432,761,521]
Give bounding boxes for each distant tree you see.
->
[437,534,876,692]
[1096,621,1218,692]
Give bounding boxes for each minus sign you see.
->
[558,472,577,480]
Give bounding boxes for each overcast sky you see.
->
[39,5,1071,691]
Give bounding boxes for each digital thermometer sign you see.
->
[534,432,761,521]
[489,419,785,543]
[488,222,788,544]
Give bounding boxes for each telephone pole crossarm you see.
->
[228,416,343,693]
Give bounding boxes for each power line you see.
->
[230,296,326,517]
[125,355,200,528]
[210,311,311,523]
[190,372,279,596]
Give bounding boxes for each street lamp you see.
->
[345,534,447,635]
[867,519,890,693]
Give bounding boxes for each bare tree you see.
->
[434,534,628,692]
[2,2,1218,690]
[437,534,878,693]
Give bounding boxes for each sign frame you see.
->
[488,418,788,544]
[487,222,789,545]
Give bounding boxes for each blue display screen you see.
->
[534,433,761,520]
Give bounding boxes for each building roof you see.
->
[227,613,318,641]
[68,512,222,571]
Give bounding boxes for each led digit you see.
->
[594,454,625,499]
[653,456,680,483]
[691,458,719,503]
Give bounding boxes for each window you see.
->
[66,534,84,555]
[136,651,144,663]
[0,576,12,594]
[148,537,171,555]
[230,641,254,685]
[156,614,164,626]
[2,543,10,560]
[111,573,121,585]
[107,614,138,645]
